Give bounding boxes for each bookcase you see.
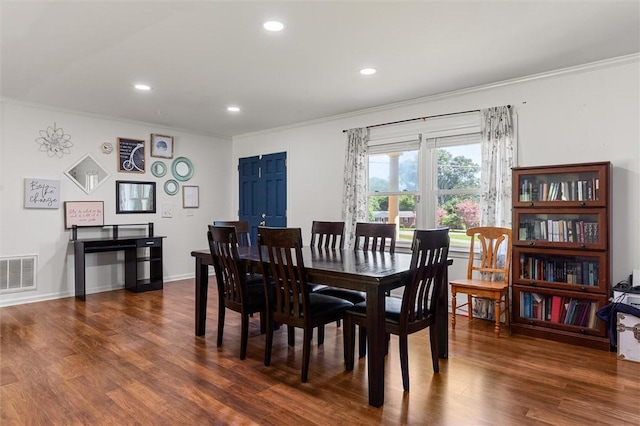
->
[511,161,611,350]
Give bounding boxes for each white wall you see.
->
[232,57,640,286]
[0,102,234,306]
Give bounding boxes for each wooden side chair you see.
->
[207,225,266,360]
[313,220,366,302]
[354,222,396,253]
[449,226,512,337]
[343,228,450,391]
[258,226,353,382]
[213,220,252,246]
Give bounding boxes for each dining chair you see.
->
[313,221,366,302]
[213,220,263,285]
[354,222,397,253]
[207,225,267,360]
[258,226,354,382]
[213,220,252,246]
[449,227,512,337]
[343,228,450,391]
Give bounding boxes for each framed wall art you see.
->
[117,137,145,173]
[25,178,60,209]
[64,201,104,228]
[151,134,174,159]
[182,185,199,208]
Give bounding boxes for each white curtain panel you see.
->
[341,127,369,249]
[480,106,514,228]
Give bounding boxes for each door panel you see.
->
[239,152,287,244]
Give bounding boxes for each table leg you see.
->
[437,262,451,358]
[195,257,209,336]
[365,286,385,407]
[74,242,86,301]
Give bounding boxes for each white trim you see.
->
[234,54,640,139]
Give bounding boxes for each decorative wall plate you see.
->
[171,157,194,181]
[151,161,167,177]
[164,179,179,196]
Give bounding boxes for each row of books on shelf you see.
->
[519,178,600,202]
[519,255,599,285]
[520,292,599,328]
[518,219,599,243]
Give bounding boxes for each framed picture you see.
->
[117,138,145,173]
[116,180,156,214]
[25,178,60,209]
[151,134,174,159]
[182,185,199,208]
[64,201,104,229]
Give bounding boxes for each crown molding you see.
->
[234,53,640,140]
[0,97,232,141]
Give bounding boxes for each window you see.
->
[367,132,481,249]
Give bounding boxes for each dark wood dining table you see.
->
[190,246,450,407]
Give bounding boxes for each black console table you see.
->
[72,223,165,300]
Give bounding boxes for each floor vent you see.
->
[0,255,37,293]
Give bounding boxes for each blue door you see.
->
[239,152,287,244]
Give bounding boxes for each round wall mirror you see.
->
[164,179,179,195]
[151,161,167,177]
[171,157,194,181]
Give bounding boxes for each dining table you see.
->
[190,246,451,407]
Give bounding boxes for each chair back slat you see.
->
[310,221,345,249]
[258,227,308,326]
[466,227,512,284]
[213,220,251,246]
[207,225,246,308]
[402,229,450,326]
[354,222,396,253]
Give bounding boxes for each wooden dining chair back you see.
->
[258,226,353,382]
[344,228,450,391]
[354,222,396,253]
[449,226,512,337]
[310,221,345,249]
[207,225,266,360]
[213,220,252,246]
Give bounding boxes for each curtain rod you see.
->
[341,105,511,133]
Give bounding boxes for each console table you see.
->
[72,223,165,300]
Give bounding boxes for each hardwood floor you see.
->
[2,278,639,425]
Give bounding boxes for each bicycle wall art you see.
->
[117,137,145,173]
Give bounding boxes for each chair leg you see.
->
[301,328,312,383]
[317,325,325,346]
[343,315,355,371]
[217,308,225,347]
[494,298,501,337]
[240,313,249,360]
[336,319,341,327]
[259,311,266,334]
[288,325,295,346]
[467,294,473,321]
[399,333,410,392]
[358,325,367,358]
[265,316,274,366]
[451,289,457,330]
[429,324,440,374]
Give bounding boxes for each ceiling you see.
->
[2,1,639,138]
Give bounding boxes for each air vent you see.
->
[0,255,37,293]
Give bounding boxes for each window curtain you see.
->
[341,127,369,249]
[480,106,514,228]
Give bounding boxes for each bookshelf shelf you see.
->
[511,162,611,350]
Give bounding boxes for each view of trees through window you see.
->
[368,143,480,245]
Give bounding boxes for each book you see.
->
[550,295,562,323]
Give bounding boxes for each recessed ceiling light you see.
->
[134,84,152,91]
[263,21,284,32]
[360,68,377,76]
[227,106,240,112]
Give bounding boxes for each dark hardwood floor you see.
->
[2,278,639,425]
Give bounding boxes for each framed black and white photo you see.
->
[151,134,174,159]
